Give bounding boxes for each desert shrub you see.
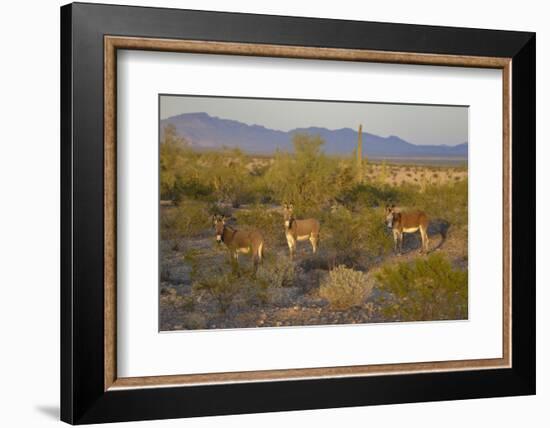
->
[160,125,218,203]
[200,148,256,207]
[180,313,208,330]
[245,277,271,306]
[323,206,392,266]
[341,182,404,209]
[415,178,468,227]
[160,201,210,240]
[376,253,468,321]
[234,205,285,248]
[247,174,276,204]
[265,133,341,213]
[339,181,420,209]
[187,242,298,311]
[243,257,298,305]
[161,131,266,206]
[248,160,270,177]
[172,178,214,204]
[192,269,244,314]
[256,257,297,288]
[160,288,195,312]
[298,253,331,272]
[343,178,467,231]
[206,203,241,224]
[160,124,190,200]
[334,160,359,194]
[319,265,372,310]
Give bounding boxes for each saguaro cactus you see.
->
[356,124,363,182]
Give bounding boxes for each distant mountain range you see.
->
[160,112,468,158]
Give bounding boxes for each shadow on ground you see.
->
[390,218,450,255]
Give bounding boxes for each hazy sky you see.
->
[160,95,468,146]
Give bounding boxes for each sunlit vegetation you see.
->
[159,124,468,329]
[376,253,468,321]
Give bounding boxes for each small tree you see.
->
[160,124,188,200]
[266,133,338,213]
[207,148,251,207]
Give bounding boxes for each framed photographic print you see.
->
[60,2,536,424]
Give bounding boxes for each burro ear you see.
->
[289,203,294,210]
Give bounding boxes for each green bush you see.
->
[319,265,372,310]
[376,253,468,321]
[161,129,264,205]
[341,182,405,209]
[323,206,392,266]
[160,201,210,240]
[192,269,244,314]
[160,125,217,202]
[256,257,297,288]
[172,178,214,204]
[205,148,256,207]
[160,124,189,201]
[416,179,468,227]
[340,177,467,230]
[234,205,285,248]
[187,244,298,311]
[265,133,342,213]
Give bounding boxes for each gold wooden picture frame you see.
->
[104,36,511,391]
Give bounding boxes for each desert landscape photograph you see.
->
[159,95,469,331]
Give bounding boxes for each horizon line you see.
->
[161,111,468,148]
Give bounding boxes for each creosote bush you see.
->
[375,253,467,321]
[319,265,372,310]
